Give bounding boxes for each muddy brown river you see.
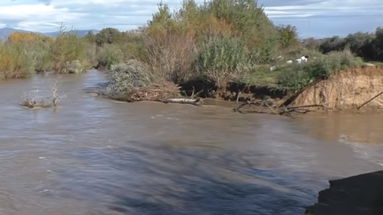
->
[0,70,382,215]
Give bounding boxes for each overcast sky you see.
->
[1,0,382,38]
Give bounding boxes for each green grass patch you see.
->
[241,65,282,87]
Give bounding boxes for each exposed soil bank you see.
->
[290,66,383,111]
[103,66,383,114]
[305,171,383,215]
[179,66,383,113]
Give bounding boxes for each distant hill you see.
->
[44,29,99,37]
[0,28,98,41]
[0,28,31,41]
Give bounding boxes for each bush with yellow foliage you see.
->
[0,43,34,79]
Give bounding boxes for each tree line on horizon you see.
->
[304,28,383,62]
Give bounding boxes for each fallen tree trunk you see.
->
[163,98,202,105]
[286,104,325,110]
[357,91,383,110]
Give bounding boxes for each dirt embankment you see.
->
[289,66,383,111]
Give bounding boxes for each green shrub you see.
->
[278,50,363,90]
[278,67,312,90]
[6,32,51,73]
[49,32,88,73]
[85,41,98,68]
[119,32,147,61]
[249,40,277,64]
[96,44,124,69]
[106,60,153,99]
[26,40,51,73]
[195,37,251,88]
[277,25,299,49]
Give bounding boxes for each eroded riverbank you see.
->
[0,70,382,215]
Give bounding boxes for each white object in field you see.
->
[296,56,308,64]
[295,58,303,64]
[301,56,308,62]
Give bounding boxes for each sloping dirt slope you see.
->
[291,66,383,110]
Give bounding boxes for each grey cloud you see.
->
[273,15,382,38]
[258,0,323,7]
[38,0,51,5]
[262,0,383,37]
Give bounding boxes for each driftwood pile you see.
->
[234,99,324,115]
[104,81,202,105]
[125,82,180,102]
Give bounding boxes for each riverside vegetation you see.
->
[1,0,382,110]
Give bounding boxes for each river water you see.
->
[0,70,382,215]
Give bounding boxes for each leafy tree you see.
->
[95,28,123,46]
[277,25,298,48]
[147,3,179,39]
[344,32,375,60]
[319,36,346,53]
[205,0,277,49]
[374,27,383,60]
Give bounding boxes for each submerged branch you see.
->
[235,100,324,115]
